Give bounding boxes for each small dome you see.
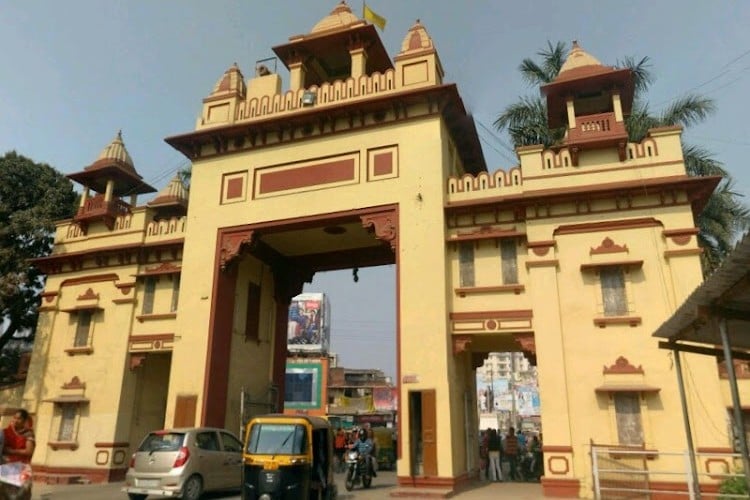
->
[311,1,360,34]
[148,173,189,214]
[558,41,603,75]
[94,131,135,172]
[397,19,435,56]
[210,63,246,97]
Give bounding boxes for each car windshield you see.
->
[138,432,185,452]
[247,424,307,455]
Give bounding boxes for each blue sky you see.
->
[2,1,749,379]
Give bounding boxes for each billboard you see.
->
[288,293,330,353]
[373,387,398,411]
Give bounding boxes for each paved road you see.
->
[34,470,553,499]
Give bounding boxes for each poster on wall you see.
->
[373,387,398,411]
[287,293,330,353]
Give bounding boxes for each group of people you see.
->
[479,426,542,482]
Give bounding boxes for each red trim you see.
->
[136,313,177,322]
[603,356,644,374]
[594,316,642,328]
[450,309,532,320]
[542,445,573,453]
[257,157,356,194]
[32,464,127,484]
[47,441,79,451]
[65,347,93,356]
[454,284,524,297]
[95,442,129,448]
[61,273,120,287]
[557,217,662,235]
[541,477,580,497]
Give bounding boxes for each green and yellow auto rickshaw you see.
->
[241,414,337,500]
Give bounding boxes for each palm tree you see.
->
[495,41,749,273]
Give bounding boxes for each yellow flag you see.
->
[363,4,386,31]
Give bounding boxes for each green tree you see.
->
[0,151,77,352]
[495,41,749,273]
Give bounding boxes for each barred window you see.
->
[459,242,475,287]
[142,277,156,315]
[614,393,643,445]
[170,275,181,313]
[600,267,627,316]
[74,311,92,347]
[500,239,518,284]
[58,404,77,441]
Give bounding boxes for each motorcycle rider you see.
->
[350,428,377,477]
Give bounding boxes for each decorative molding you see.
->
[594,316,642,328]
[525,259,559,269]
[61,273,120,287]
[77,288,99,301]
[663,228,699,246]
[115,282,135,295]
[590,237,628,255]
[137,262,181,276]
[94,442,130,448]
[450,310,533,320]
[580,260,643,272]
[555,217,662,236]
[65,346,93,356]
[454,284,524,297]
[136,313,177,323]
[62,376,86,390]
[112,298,136,304]
[41,291,59,303]
[603,356,644,374]
[219,229,255,269]
[547,456,570,475]
[542,445,573,453]
[448,226,524,243]
[665,248,702,258]
[48,441,79,451]
[129,353,146,370]
[129,333,175,352]
[527,240,555,257]
[453,335,472,355]
[361,209,398,251]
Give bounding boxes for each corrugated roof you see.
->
[653,232,750,349]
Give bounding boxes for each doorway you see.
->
[409,389,437,477]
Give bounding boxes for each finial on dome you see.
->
[572,40,579,48]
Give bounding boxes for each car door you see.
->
[194,430,223,491]
[219,431,244,490]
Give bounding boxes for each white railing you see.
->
[591,446,747,499]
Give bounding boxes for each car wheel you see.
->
[128,494,147,500]
[182,474,203,500]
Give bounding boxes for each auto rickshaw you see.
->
[242,414,337,500]
[371,427,396,471]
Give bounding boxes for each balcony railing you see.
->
[568,112,627,145]
[74,194,131,230]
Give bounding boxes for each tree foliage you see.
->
[0,151,77,351]
[495,41,749,273]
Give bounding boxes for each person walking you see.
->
[503,426,519,481]
[487,429,503,482]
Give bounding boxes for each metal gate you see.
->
[591,444,651,499]
[239,384,278,437]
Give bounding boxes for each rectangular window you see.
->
[245,282,261,341]
[459,242,475,287]
[600,267,627,316]
[74,311,92,347]
[500,239,518,284]
[170,275,181,313]
[614,393,643,445]
[142,277,156,315]
[285,372,314,403]
[58,404,77,441]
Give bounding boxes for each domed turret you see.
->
[310,1,362,34]
[147,173,189,220]
[208,63,246,99]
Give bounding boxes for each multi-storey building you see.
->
[15,3,743,497]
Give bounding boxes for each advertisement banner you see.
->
[287,293,330,353]
[373,387,398,411]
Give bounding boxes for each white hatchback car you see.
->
[123,427,243,500]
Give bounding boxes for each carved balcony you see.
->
[567,112,628,164]
[73,194,131,232]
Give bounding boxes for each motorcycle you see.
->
[0,462,32,500]
[344,449,372,491]
[519,450,542,482]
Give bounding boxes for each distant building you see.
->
[327,366,397,429]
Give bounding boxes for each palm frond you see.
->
[659,94,716,128]
[682,144,728,177]
[617,56,653,96]
[624,100,658,142]
[519,59,552,86]
[539,41,567,82]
